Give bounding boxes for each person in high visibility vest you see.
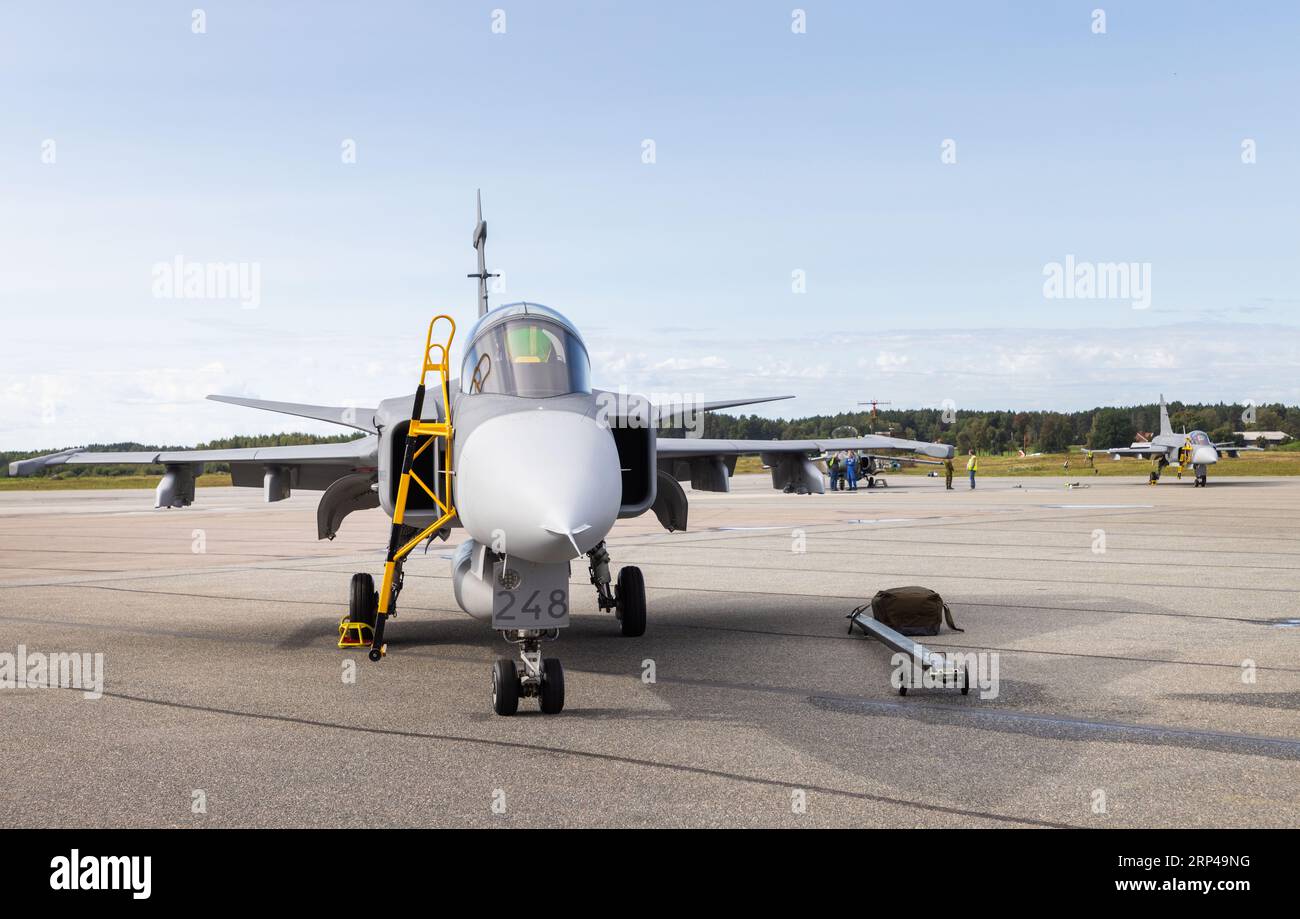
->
[966,449,978,489]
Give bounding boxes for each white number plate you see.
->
[491,561,570,629]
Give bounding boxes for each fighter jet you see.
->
[10,194,953,715]
[1083,395,1261,486]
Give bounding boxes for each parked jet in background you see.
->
[1084,395,1261,486]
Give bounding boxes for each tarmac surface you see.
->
[2,473,1298,828]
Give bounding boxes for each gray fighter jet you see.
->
[10,195,953,715]
[1083,395,1261,487]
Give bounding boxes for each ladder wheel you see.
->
[617,566,646,637]
[492,659,519,716]
[349,573,377,627]
[539,658,565,715]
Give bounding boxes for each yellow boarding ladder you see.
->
[365,315,457,662]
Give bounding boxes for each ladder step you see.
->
[410,422,450,437]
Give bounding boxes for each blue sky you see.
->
[2,1,1298,448]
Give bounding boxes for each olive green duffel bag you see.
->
[867,586,963,636]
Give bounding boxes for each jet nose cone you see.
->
[1192,446,1218,465]
[457,409,623,563]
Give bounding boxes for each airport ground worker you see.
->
[967,449,978,489]
[828,454,841,491]
[944,457,954,489]
[846,453,859,491]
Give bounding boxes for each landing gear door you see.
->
[491,559,570,630]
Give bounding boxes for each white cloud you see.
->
[580,321,1300,418]
[874,351,910,372]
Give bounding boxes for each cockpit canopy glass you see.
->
[1188,431,1211,446]
[460,305,592,398]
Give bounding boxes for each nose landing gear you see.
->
[587,541,646,637]
[492,630,564,716]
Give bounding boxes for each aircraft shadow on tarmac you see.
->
[281,586,1300,774]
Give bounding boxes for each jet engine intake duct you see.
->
[611,423,655,517]
[387,418,445,512]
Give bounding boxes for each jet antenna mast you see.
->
[467,189,499,317]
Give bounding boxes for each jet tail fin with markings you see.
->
[1158,394,1173,438]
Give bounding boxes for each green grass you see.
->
[734,450,1300,477]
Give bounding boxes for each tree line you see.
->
[696,400,1299,454]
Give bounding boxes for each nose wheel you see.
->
[491,658,519,716]
[493,631,564,716]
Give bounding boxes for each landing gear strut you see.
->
[492,630,564,716]
[587,541,646,637]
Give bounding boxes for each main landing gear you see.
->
[587,541,645,637]
[338,572,379,648]
[492,631,564,716]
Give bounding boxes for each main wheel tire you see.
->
[616,566,646,637]
[539,658,565,715]
[349,573,377,627]
[492,659,519,716]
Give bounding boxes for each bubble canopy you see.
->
[460,302,592,398]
